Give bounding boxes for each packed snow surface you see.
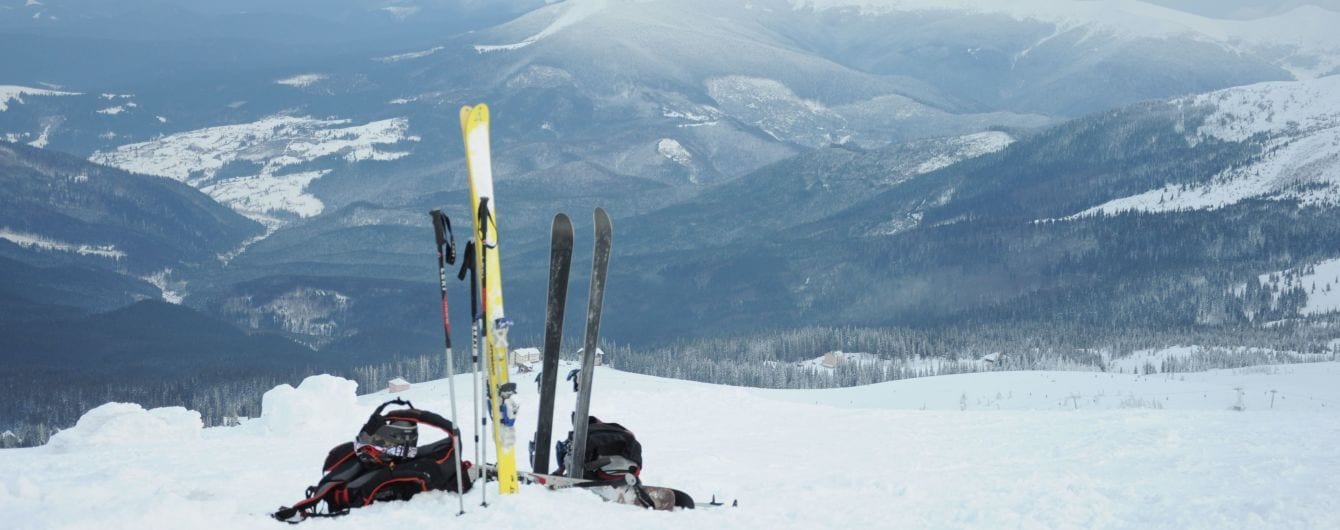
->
[3,362,1338,529]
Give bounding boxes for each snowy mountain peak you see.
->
[1188,74,1340,143]
[1073,75,1340,218]
[788,0,1340,79]
[475,0,613,52]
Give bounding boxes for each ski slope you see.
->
[2,362,1338,529]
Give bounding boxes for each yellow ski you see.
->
[460,103,520,495]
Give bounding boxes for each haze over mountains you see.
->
[4,1,1340,441]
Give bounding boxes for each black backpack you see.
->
[273,399,472,523]
[556,416,643,480]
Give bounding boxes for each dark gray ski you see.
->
[532,213,573,474]
[567,207,612,480]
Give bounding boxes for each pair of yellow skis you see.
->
[459,104,520,495]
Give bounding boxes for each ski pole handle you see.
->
[431,209,456,265]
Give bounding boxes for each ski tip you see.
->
[471,103,490,124]
[672,489,695,510]
[553,213,573,233]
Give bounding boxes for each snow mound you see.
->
[260,375,360,435]
[46,403,200,454]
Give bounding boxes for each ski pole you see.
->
[458,241,488,507]
[431,210,467,516]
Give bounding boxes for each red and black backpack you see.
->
[273,399,472,523]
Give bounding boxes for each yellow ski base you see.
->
[461,103,520,495]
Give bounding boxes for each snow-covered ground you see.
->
[475,0,612,53]
[88,115,417,227]
[0,85,79,112]
[912,131,1014,175]
[791,0,1340,78]
[3,361,1337,529]
[0,227,125,260]
[1259,258,1340,316]
[1073,76,1340,218]
[275,74,328,88]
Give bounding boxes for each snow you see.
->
[46,403,201,454]
[375,46,444,63]
[237,287,352,337]
[259,376,362,436]
[4,361,1338,528]
[380,6,419,19]
[912,131,1013,174]
[141,268,185,304]
[1259,258,1340,315]
[89,115,416,226]
[0,85,79,112]
[27,123,53,149]
[1072,76,1340,218]
[200,170,329,223]
[788,0,1340,79]
[706,75,848,147]
[275,74,327,88]
[504,65,575,90]
[1106,346,1332,375]
[475,0,612,53]
[0,227,126,259]
[794,350,993,376]
[657,138,696,181]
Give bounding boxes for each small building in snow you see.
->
[574,347,605,366]
[820,351,845,369]
[388,378,411,393]
[512,347,541,372]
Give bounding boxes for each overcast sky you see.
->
[1146,0,1340,18]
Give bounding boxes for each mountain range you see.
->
[3,0,1340,377]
